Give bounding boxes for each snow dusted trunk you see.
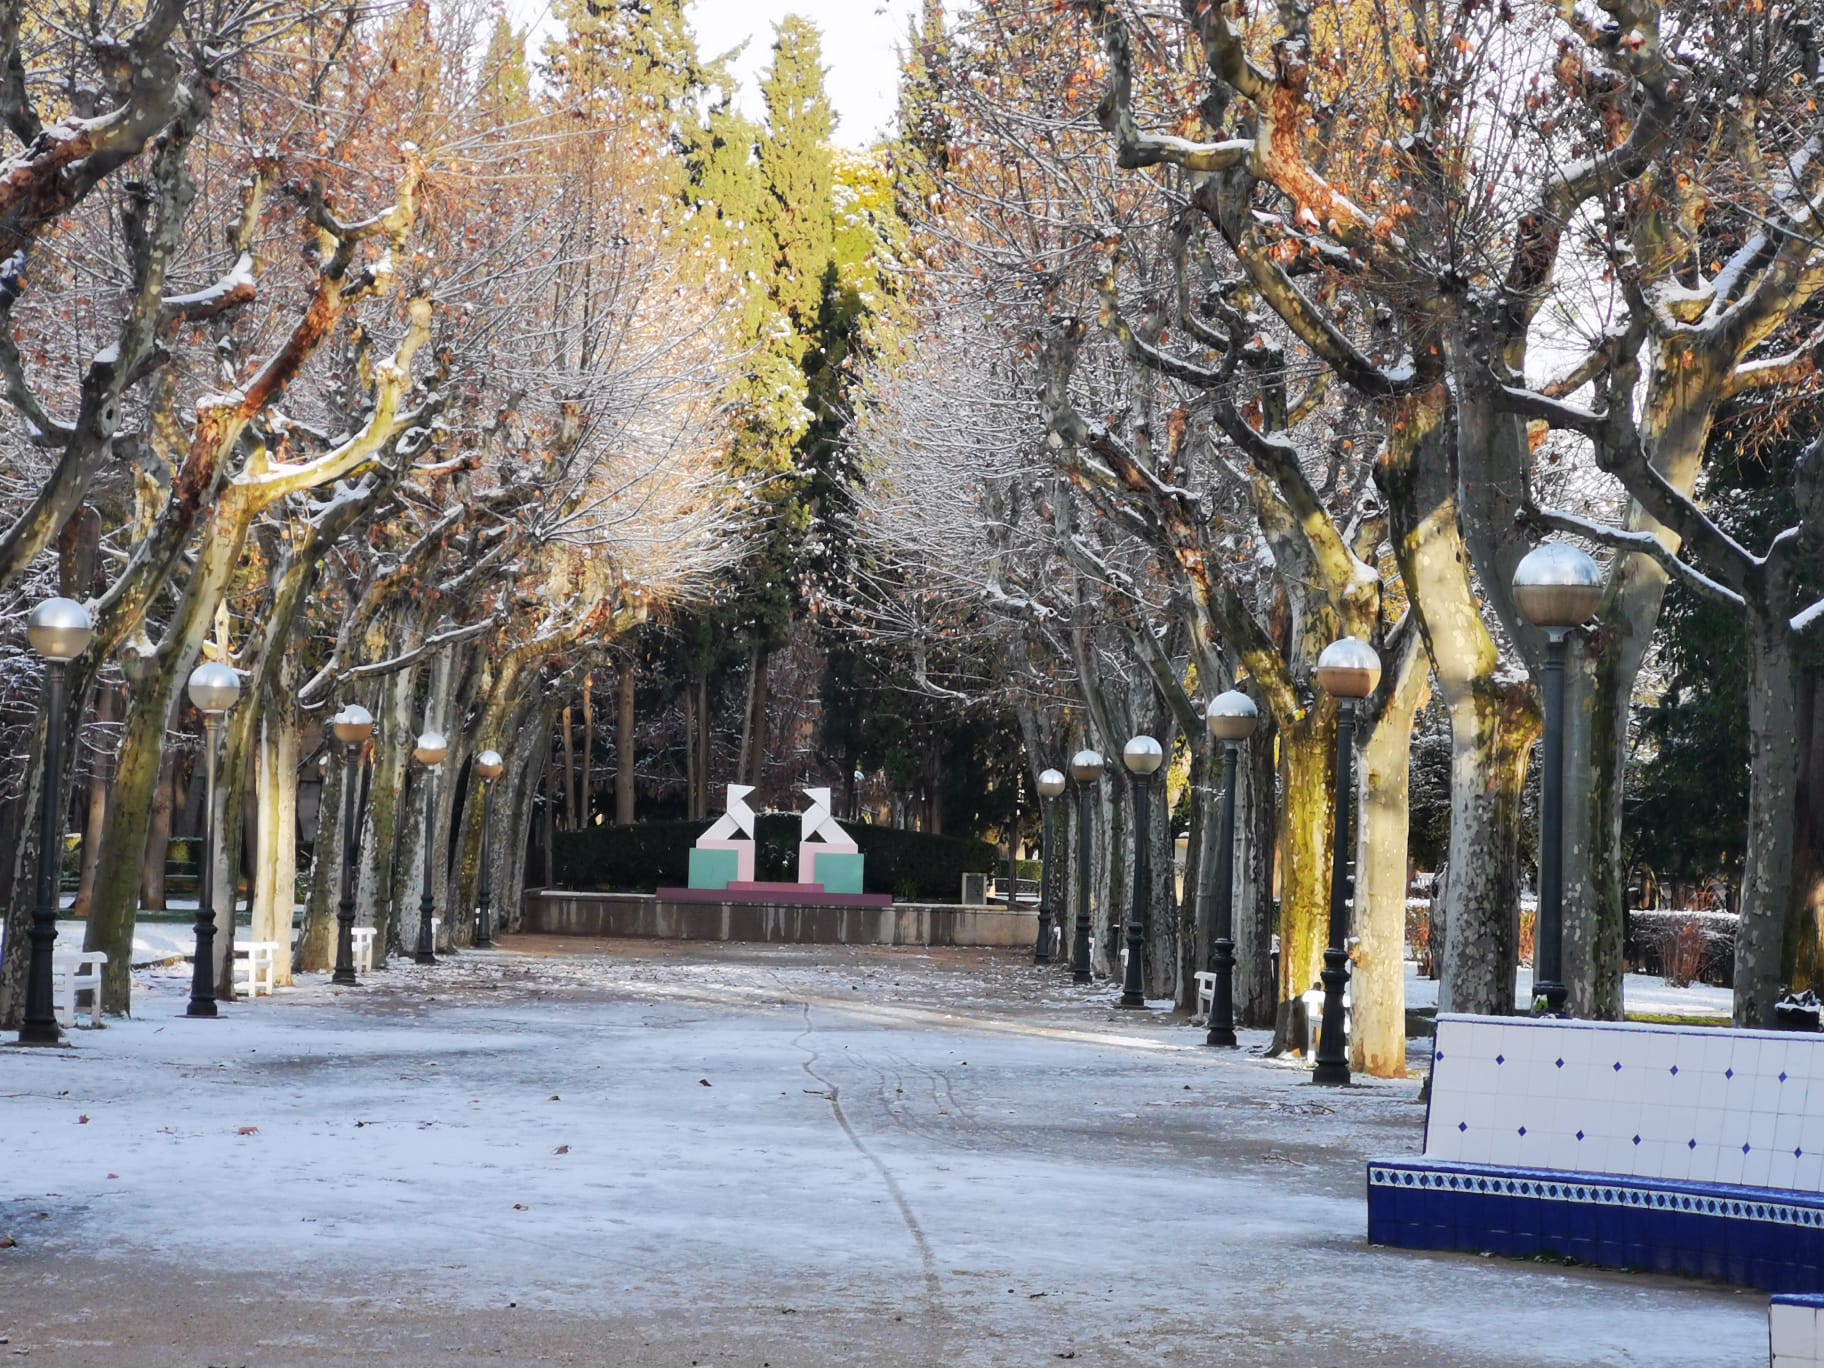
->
[1795,678,1824,992]
[0,675,86,1029]
[1352,641,1428,1078]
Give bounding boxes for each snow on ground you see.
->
[1404,961,1733,1019]
[0,939,1766,1366]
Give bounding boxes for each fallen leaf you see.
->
[553,1144,570,1155]
[0,1236,17,1248]
[237,1126,259,1136]
[76,1115,88,1125]
[512,1203,528,1211]
[698,1078,711,1087]
[105,1174,117,1180]
[547,1095,560,1102]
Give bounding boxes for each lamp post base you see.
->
[1533,979,1569,1017]
[185,1001,220,1019]
[1116,997,1149,1010]
[332,969,359,986]
[14,1024,64,1047]
[1310,946,1352,1087]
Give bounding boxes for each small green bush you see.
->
[554,818,998,901]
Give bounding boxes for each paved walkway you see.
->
[0,940,1767,1366]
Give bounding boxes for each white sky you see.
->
[508,0,920,150]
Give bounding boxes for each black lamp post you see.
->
[1513,543,1603,1018]
[413,730,448,965]
[1069,749,1104,984]
[1033,768,1066,964]
[1205,689,1259,1047]
[330,704,374,986]
[1313,636,1380,1087]
[17,597,93,1046]
[473,748,504,948]
[185,661,242,1018]
[1118,735,1164,1008]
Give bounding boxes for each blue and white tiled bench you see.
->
[1368,1013,1824,1290]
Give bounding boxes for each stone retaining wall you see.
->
[522,890,1037,949]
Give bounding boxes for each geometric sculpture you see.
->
[689,784,757,889]
[796,786,861,890]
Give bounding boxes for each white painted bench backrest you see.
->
[1428,1014,1824,1192]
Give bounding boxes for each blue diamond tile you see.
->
[1555,1057,1564,1068]
[1518,1126,1527,1136]
[1613,1061,1623,1072]
[1781,1071,1789,1082]
[1727,1067,1735,1079]
[1670,1065,1679,1075]
[1496,1054,1505,1065]
[1576,1131,1585,1141]
[1632,1135,1642,1145]
[1690,1139,1698,1150]
[1744,1143,1753,1154]
[1435,1051,1444,1061]
[1459,1121,1468,1132]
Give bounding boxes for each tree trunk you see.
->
[1353,647,1429,1077]
[1735,620,1805,1026]
[581,672,594,829]
[295,732,342,973]
[560,705,578,829]
[747,648,770,793]
[69,684,116,919]
[1235,711,1279,1028]
[616,662,635,825]
[1276,716,1337,1023]
[1438,689,1535,1015]
[1562,638,1629,1020]
[140,730,178,911]
[250,707,300,985]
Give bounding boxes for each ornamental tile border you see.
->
[1367,1162,1824,1230]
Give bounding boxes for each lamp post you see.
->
[18,597,93,1045]
[185,662,242,1018]
[330,704,374,986]
[473,749,504,949]
[413,731,448,965]
[1118,736,1165,1008]
[1205,690,1259,1047]
[1034,768,1066,964]
[1512,543,1603,1018]
[1069,749,1105,984]
[1313,637,1380,1086]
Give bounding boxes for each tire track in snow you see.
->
[790,1000,948,1357]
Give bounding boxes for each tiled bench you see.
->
[1773,1293,1824,1366]
[1368,1013,1824,1291]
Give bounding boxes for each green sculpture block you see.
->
[688,847,740,891]
[813,851,865,895]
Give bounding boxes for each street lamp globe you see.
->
[413,731,449,767]
[332,704,374,746]
[1070,749,1105,784]
[186,661,241,715]
[1036,768,1067,799]
[1123,735,1164,776]
[1316,636,1381,700]
[474,749,505,781]
[1512,542,1603,629]
[27,597,93,662]
[1205,690,1259,742]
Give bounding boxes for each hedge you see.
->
[553,817,999,902]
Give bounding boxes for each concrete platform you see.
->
[523,888,1035,947]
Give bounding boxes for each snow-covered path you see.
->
[0,941,1766,1366]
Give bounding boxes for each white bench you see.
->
[351,926,376,973]
[233,940,281,997]
[1371,1013,1824,1291]
[1772,1294,1824,1367]
[1194,970,1216,1019]
[51,950,107,1029]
